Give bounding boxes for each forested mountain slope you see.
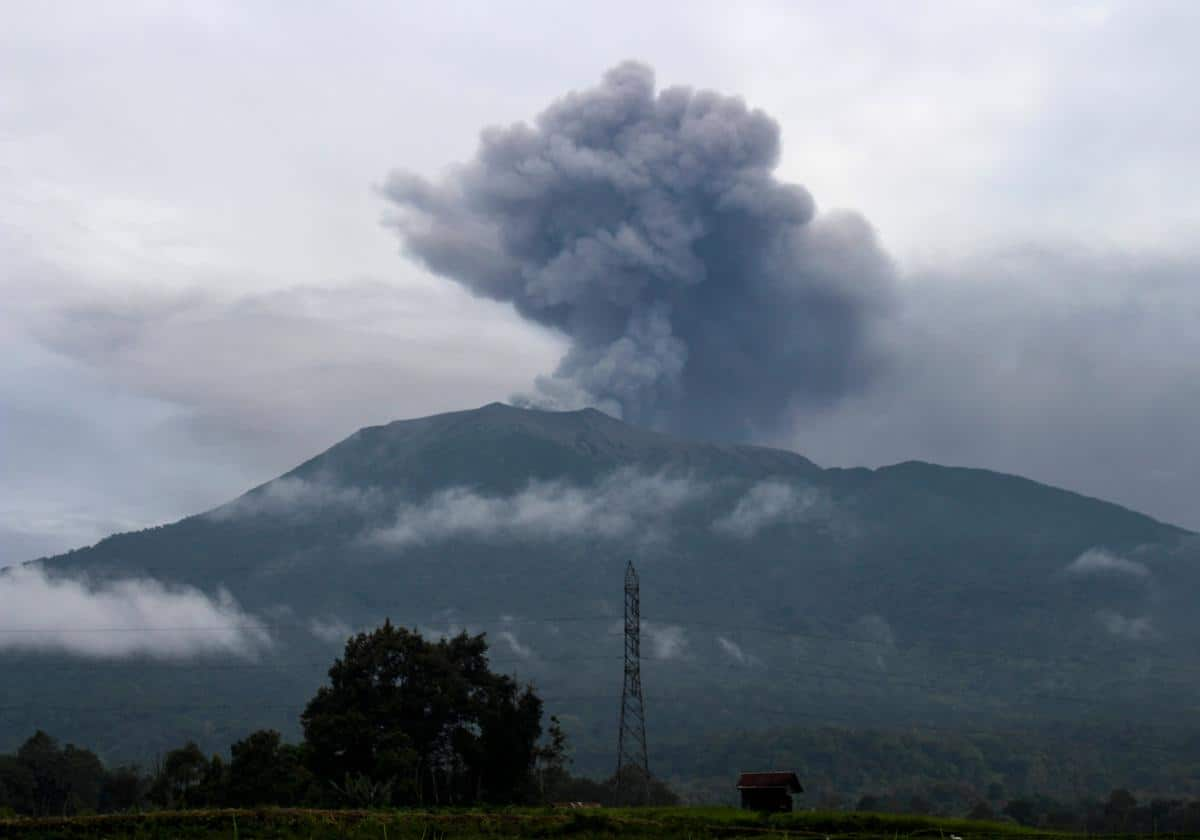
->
[3,403,1196,784]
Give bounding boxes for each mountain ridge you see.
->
[215,401,1185,540]
[4,402,1199,777]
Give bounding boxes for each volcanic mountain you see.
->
[4,402,1196,778]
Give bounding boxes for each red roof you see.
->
[736,771,803,792]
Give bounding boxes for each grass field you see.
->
[0,807,1083,840]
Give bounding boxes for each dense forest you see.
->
[7,624,1200,833]
[0,623,676,818]
[10,723,1200,834]
[656,723,1200,818]
[11,403,1200,776]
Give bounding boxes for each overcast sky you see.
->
[4,0,1199,563]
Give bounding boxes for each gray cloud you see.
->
[1097,610,1155,642]
[1066,548,1151,580]
[385,62,895,440]
[0,278,559,561]
[308,617,354,645]
[713,480,825,539]
[852,614,896,669]
[5,5,1200,558]
[852,614,896,648]
[364,468,704,549]
[716,635,762,667]
[643,621,688,660]
[23,281,560,473]
[792,246,1200,531]
[0,564,271,659]
[496,629,536,660]
[208,476,383,522]
[716,636,747,664]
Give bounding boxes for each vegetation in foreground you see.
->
[0,805,1073,840]
[0,623,675,819]
[4,623,1199,835]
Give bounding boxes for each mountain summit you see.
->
[4,403,1196,771]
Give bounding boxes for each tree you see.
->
[15,731,104,816]
[197,754,228,808]
[228,729,313,806]
[1105,788,1138,830]
[535,715,571,801]
[99,765,147,813]
[150,741,209,808]
[0,754,33,815]
[908,794,932,815]
[301,621,546,805]
[1004,798,1037,826]
[17,731,69,817]
[857,794,882,812]
[968,800,995,821]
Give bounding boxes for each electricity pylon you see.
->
[615,560,650,804]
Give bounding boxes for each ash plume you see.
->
[384,62,895,440]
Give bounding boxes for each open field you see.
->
[0,807,1085,840]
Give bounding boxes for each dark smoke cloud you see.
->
[384,61,895,439]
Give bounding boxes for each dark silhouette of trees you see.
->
[534,715,570,800]
[1003,798,1036,826]
[99,765,147,813]
[0,625,670,813]
[0,731,106,816]
[301,620,544,805]
[227,729,314,806]
[967,800,994,820]
[149,741,208,808]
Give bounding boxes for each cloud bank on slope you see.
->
[385,61,895,440]
[1097,610,1155,642]
[1066,548,1151,580]
[0,564,271,659]
[208,475,383,521]
[364,468,704,548]
[713,479,825,538]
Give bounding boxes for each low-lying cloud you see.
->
[209,476,382,521]
[713,480,824,539]
[0,564,271,659]
[496,629,536,660]
[644,621,688,660]
[716,635,761,667]
[1065,548,1151,580]
[308,616,355,645]
[365,468,704,549]
[1097,610,1155,641]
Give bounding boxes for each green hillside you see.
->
[3,403,1197,791]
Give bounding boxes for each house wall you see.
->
[740,788,793,812]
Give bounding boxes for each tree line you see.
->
[0,621,676,816]
[852,788,1200,834]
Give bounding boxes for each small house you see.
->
[736,771,803,812]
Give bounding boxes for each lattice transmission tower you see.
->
[615,559,650,804]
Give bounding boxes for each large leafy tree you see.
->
[11,730,105,816]
[149,741,210,808]
[228,729,314,806]
[301,621,543,805]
